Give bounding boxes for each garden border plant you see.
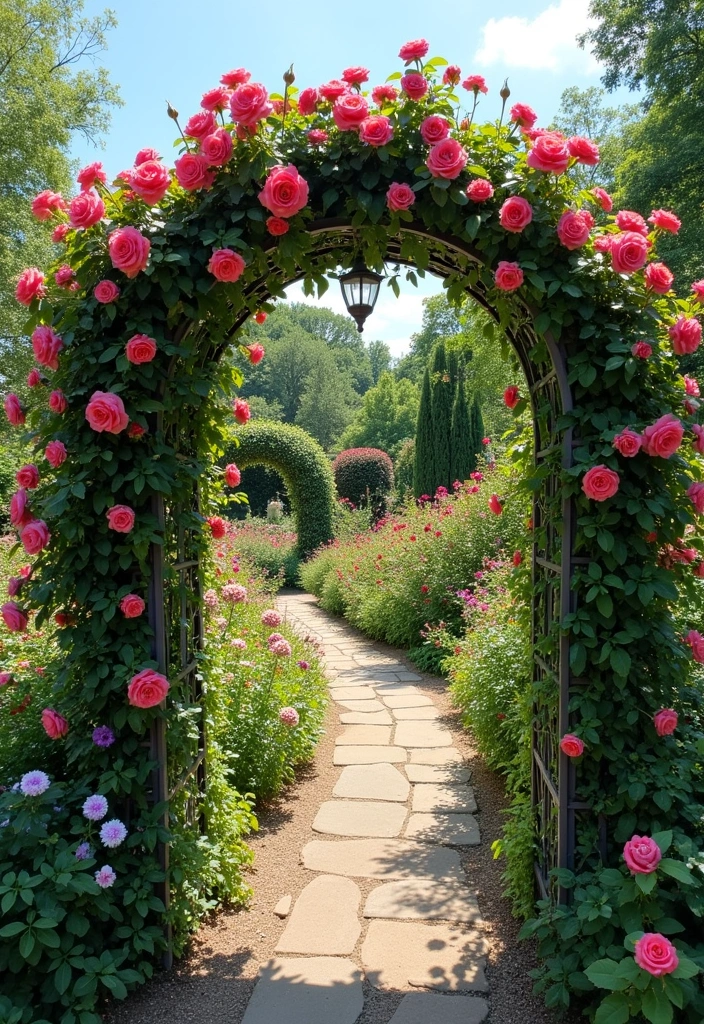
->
[3,36,704,1023]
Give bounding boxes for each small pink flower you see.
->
[266,216,289,235]
[500,195,535,234]
[307,129,328,146]
[269,637,292,657]
[669,317,702,356]
[174,152,214,192]
[1,602,28,632]
[386,182,416,212]
[49,390,67,414]
[279,706,299,727]
[526,133,570,174]
[184,110,217,139]
[653,707,679,735]
[333,92,369,129]
[45,440,67,467]
[567,136,600,165]
[15,267,46,306]
[208,248,246,283]
[233,397,250,424]
[32,190,66,220]
[4,393,25,426]
[488,494,503,515]
[615,210,648,235]
[224,464,241,487]
[16,464,39,489]
[77,161,106,191]
[52,223,69,243]
[229,82,273,125]
[611,231,649,274]
[261,608,282,626]
[692,424,704,454]
[120,594,145,618]
[648,209,681,234]
[631,340,652,359]
[125,334,157,364]
[10,489,31,527]
[85,392,129,433]
[398,38,429,63]
[220,68,250,87]
[560,734,584,757]
[341,66,369,85]
[68,190,105,230]
[246,343,265,364]
[108,226,150,278]
[129,160,171,205]
[494,261,523,292]
[201,129,234,167]
[95,865,117,888]
[94,280,120,304]
[691,280,704,302]
[612,428,642,457]
[510,102,537,128]
[127,668,170,708]
[359,115,394,147]
[582,465,620,501]
[426,138,468,180]
[222,583,247,603]
[401,73,429,101]
[466,178,494,202]
[259,165,309,218]
[442,65,462,86]
[41,708,68,739]
[623,835,662,874]
[319,79,348,102]
[687,481,704,515]
[201,85,232,112]
[21,519,51,555]
[462,74,488,94]
[371,84,398,106]
[634,934,679,977]
[27,369,42,387]
[208,516,227,539]
[106,505,135,533]
[297,87,319,115]
[557,209,594,249]
[641,413,684,458]
[503,386,520,409]
[591,187,613,212]
[644,262,674,294]
[134,147,161,164]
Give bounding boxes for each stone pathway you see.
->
[240,592,490,1024]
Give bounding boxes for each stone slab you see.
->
[361,921,489,992]
[405,813,480,846]
[336,699,386,712]
[388,993,489,1024]
[241,957,364,1024]
[392,706,440,721]
[329,686,378,700]
[335,725,392,745]
[275,876,361,954]
[410,747,463,765]
[363,879,482,922]
[333,763,410,802]
[405,764,471,785]
[412,784,478,814]
[376,686,422,698]
[339,710,393,725]
[273,894,291,918]
[382,695,433,708]
[301,839,464,881]
[395,723,452,748]
[313,801,407,838]
[333,746,408,766]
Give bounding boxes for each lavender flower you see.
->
[82,794,108,821]
[75,842,92,861]
[279,706,299,727]
[222,583,247,603]
[231,638,246,650]
[99,818,127,848]
[269,638,292,657]
[20,771,51,797]
[95,865,116,888]
[261,609,282,627]
[92,725,115,748]
[297,660,310,670]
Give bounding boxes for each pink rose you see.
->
[401,73,429,101]
[398,38,429,62]
[41,708,69,739]
[10,490,31,527]
[76,161,106,190]
[94,280,120,304]
[669,317,702,355]
[684,375,700,397]
[68,191,105,230]
[7,577,22,597]
[307,129,328,146]
[49,390,67,414]
[494,261,524,292]
[372,84,398,106]
[612,429,642,457]
[510,103,537,128]
[442,65,461,85]
[208,516,227,539]
[644,262,674,294]
[319,79,348,101]
[32,190,66,220]
[134,147,160,164]
[462,74,488,94]
[641,413,684,458]
[560,734,584,757]
[359,115,394,147]
[4,393,25,426]
[526,133,570,173]
[20,519,50,555]
[229,83,273,126]
[632,341,652,359]
[297,87,319,115]
[233,397,250,424]
[332,93,369,129]
[488,494,503,514]
[108,226,151,278]
[45,440,67,467]
[341,66,369,85]
[27,369,41,388]
[386,182,416,212]
[174,152,213,192]
[184,111,217,140]
[120,594,145,618]
[500,196,533,233]
[220,68,250,87]
[125,334,157,364]
[52,223,69,243]
[31,326,63,370]
[466,178,494,202]
[106,505,135,533]
[634,934,679,977]
[594,234,614,252]
[557,209,594,249]
[127,668,170,708]
[567,136,600,165]
[201,86,231,112]
[85,391,129,434]
[691,280,704,302]
[16,465,39,489]
[201,129,234,167]
[1,602,28,632]
[426,138,468,180]
[246,343,264,365]
[592,187,613,212]
[623,835,662,874]
[582,465,620,501]
[208,248,246,282]
[54,265,74,288]
[648,209,680,234]
[266,217,289,236]
[692,424,704,455]
[615,210,648,235]
[225,463,241,487]
[610,232,649,275]
[654,707,679,735]
[259,165,309,218]
[129,160,171,205]
[15,268,46,306]
[687,481,704,515]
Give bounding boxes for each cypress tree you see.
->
[468,394,485,473]
[449,362,473,484]
[430,342,452,491]
[413,367,435,497]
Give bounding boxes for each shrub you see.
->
[394,438,415,501]
[229,464,287,519]
[229,517,299,586]
[332,447,394,517]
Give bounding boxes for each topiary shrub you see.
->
[226,421,336,558]
[229,464,287,519]
[333,447,394,517]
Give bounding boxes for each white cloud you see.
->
[474,0,599,73]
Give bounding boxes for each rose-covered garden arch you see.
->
[4,39,704,1021]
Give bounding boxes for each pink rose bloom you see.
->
[557,209,594,249]
[201,129,234,167]
[201,86,231,112]
[341,66,369,85]
[76,161,106,191]
[372,84,398,106]
[494,261,524,292]
[631,341,652,358]
[510,102,537,128]
[224,463,241,487]
[246,343,265,364]
[687,481,704,515]
[593,234,613,253]
[41,708,69,739]
[208,516,227,539]
[220,68,250,87]
[684,375,699,396]
[649,209,681,233]
[174,152,213,192]
[86,391,129,433]
[127,668,170,708]
[32,189,65,220]
[31,326,63,370]
[526,133,570,174]
[15,267,46,306]
[0,672,12,685]
[462,74,488,94]
[654,707,679,735]
[466,178,494,202]
[1,602,28,632]
[691,280,704,302]
[612,428,642,457]
[615,210,648,236]
[319,79,348,101]
[108,226,151,278]
[442,65,461,85]
[279,706,300,727]
[10,489,31,527]
[184,111,217,139]
[297,87,319,115]
[623,835,662,875]
[567,136,600,165]
[134,147,160,165]
[386,182,416,212]
[641,413,684,458]
[611,232,649,275]
[488,494,503,515]
[20,519,51,555]
[591,187,613,212]
[259,165,309,218]
[45,440,67,467]
[52,223,69,243]
[692,424,704,455]
[399,38,429,62]
[634,934,679,977]
[5,393,25,426]
[359,115,394,147]
[229,82,273,126]
[420,115,450,145]
[68,191,105,230]
[500,196,533,233]
[16,464,39,489]
[233,397,250,424]
[120,594,145,618]
[94,280,120,304]
[307,129,328,146]
[644,262,674,294]
[49,390,67,414]
[669,317,702,355]
[208,248,246,282]
[332,93,369,129]
[560,734,584,757]
[401,73,429,101]
[125,334,157,364]
[129,160,171,205]
[106,505,135,533]
[27,369,41,387]
[54,264,74,288]
[426,138,468,179]
[266,216,289,236]
[582,465,620,501]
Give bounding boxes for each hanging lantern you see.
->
[339,262,384,332]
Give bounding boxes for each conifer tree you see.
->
[430,342,452,490]
[469,394,485,473]
[449,363,474,484]
[413,368,435,497]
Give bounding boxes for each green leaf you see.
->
[55,960,72,994]
[594,992,630,1024]
[672,956,700,979]
[0,921,26,937]
[651,831,672,855]
[641,984,673,1024]
[659,859,694,885]
[610,648,631,677]
[635,871,657,895]
[585,959,631,991]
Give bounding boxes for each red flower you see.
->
[207,516,227,539]
[232,398,250,424]
[503,385,520,409]
[246,344,265,364]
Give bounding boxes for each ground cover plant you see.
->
[227,517,299,586]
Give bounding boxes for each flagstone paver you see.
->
[363,879,483,922]
[329,686,379,700]
[333,763,410,801]
[300,839,464,880]
[361,921,489,991]
[392,705,441,720]
[411,783,478,814]
[405,764,472,784]
[409,747,464,764]
[405,812,481,845]
[335,698,386,712]
[333,746,408,765]
[395,722,453,748]
[275,876,361,954]
[339,709,394,725]
[335,724,392,745]
[240,957,364,1024]
[388,993,490,1024]
[382,694,433,708]
[312,800,407,837]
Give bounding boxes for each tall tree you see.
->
[295,348,358,450]
[430,342,452,490]
[395,293,462,381]
[340,372,419,458]
[367,339,391,383]
[449,365,475,484]
[413,368,435,497]
[469,396,485,464]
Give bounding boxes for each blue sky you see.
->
[73,0,620,355]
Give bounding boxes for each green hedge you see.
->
[332,447,394,508]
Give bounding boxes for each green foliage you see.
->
[294,347,359,449]
[229,465,287,519]
[339,371,419,458]
[551,86,640,192]
[228,518,299,586]
[413,368,435,498]
[332,447,394,516]
[449,362,475,483]
[394,438,415,500]
[430,343,452,489]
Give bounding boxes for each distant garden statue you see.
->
[3,35,704,1023]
